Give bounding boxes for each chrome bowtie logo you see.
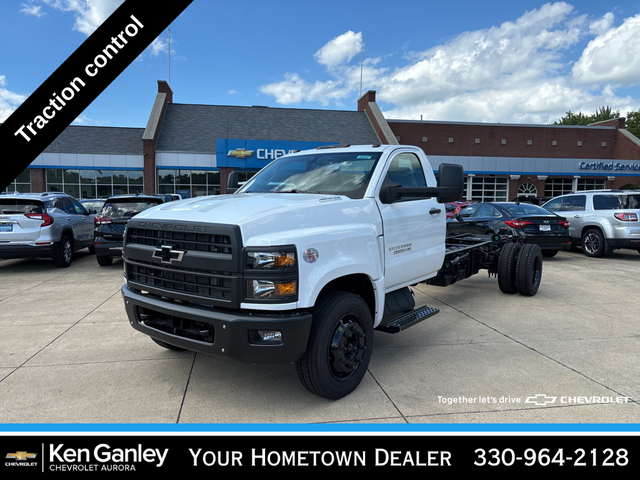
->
[152,245,185,264]
[228,148,254,159]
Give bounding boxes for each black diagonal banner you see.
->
[0,0,193,191]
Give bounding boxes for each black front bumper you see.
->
[122,285,312,364]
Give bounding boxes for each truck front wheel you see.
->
[296,291,373,400]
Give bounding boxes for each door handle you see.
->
[429,208,441,215]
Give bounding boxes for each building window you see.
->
[544,178,573,198]
[45,168,143,198]
[157,169,221,198]
[422,137,428,143]
[517,182,537,197]
[576,141,582,146]
[3,169,31,193]
[552,140,558,146]
[469,176,508,202]
[527,140,533,146]
[577,178,605,191]
[501,139,507,145]
[475,138,480,144]
[448,137,454,143]
[601,142,607,147]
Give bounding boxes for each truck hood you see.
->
[133,193,382,246]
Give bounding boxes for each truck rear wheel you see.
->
[516,244,543,296]
[497,242,521,294]
[296,291,373,400]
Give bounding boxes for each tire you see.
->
[497,242,521,294]
[516,244,543,296]
[96,255,113,266]
[53,235,73,268]
[541,249,558,257]
[581,229,606,257]
[152,338,187,351]
[296,291,373,400]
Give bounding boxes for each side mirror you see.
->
[435,163,464,203]
[227,171,239,193]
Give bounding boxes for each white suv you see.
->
[0,192,95,267]
[543,190,640,257]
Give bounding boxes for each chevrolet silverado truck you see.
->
[121,144,543,399]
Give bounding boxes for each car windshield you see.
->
[237,151,383,199]
[499,203,554,216]
[101,199,162,220]
[0,199,44,214]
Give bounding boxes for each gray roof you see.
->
[155,104,380,153]
[44,125,144,155]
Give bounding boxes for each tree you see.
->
[554,106,620,126]
[625,109,640,138]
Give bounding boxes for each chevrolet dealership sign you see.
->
[217,139,333,169]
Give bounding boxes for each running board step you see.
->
[376,305,440,334]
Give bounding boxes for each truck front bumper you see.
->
[122,285,313,364]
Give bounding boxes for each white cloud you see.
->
[41,0,123,35]
[0,75,27,122]
[260,2,640,123]
[20,2,45,17]
[314,31,362,69]
[572,14,640,87]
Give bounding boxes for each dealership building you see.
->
[5,81,640,201]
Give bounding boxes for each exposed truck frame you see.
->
[121,144,542,399]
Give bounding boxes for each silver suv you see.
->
[543,190,640,257]
[0,192,95,267]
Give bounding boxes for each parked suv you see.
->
[543,190,640,257]
[93,194,165,266]
[0,192,94,267]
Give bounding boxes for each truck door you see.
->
[377,151,445,291]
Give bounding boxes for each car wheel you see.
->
[296,291,373,400]
[96,255,113,266]
[53,235,73,268]
[497,242,521,294]
[152,338,187,351]
[581,229,606,257]
[541,249,558,257]
[516,244,543,296]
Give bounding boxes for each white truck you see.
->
[121,144,543,399]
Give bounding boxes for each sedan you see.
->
[447,202,571,256]
[445,201,475,219]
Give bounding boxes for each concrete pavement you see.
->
[1,247,639,428]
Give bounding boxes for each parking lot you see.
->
[1,247,639,428]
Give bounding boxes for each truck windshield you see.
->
[237,151,383,199]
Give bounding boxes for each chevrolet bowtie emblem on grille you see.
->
[152,245,185,264]
[228,148,254,159]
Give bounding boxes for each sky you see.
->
[1,0,640,130]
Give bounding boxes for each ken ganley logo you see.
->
[5,451,38,467]
[48,444,168,472]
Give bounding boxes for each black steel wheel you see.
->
[296,291,373,400]
[497,242,521,294]
[516,244,543,296]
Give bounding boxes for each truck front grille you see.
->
[124,221,243,308]
[128,260,233,301]
[127,227,232,254]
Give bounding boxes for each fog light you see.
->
[249,330,283,345]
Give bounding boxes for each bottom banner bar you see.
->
[1,434,636,473]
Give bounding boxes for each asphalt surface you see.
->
[1,247,639,429]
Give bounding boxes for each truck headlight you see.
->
[245,247,298,302]
[247,279,298,300]
[246,250,296,269]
